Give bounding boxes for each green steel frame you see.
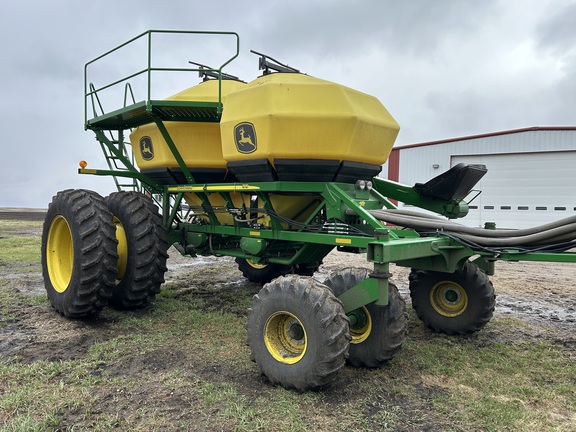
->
[81,30,576,315]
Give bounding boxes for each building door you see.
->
[452,151,576,229]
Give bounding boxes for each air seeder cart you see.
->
[41,31,576,391]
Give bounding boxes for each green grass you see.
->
[0,236,41,265]
[388,315,576,430]
[0,219,42,266]
[1,219,575,431]
[2,295,574,431]
[0,220,43,235]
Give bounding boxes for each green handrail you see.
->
[84,30,240,128]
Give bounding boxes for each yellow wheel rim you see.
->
[264,311,307,364]
[246,259,267,269]
[348,306,372,344]
[430,281,468,317]
[113,217,128,281]
[46,216,73,293]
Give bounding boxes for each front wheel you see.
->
[324,268,407,368]
[41,189,118,318]
[409,261,495,335]
[246,275,350,391]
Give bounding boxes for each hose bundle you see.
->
[346,208,576,253]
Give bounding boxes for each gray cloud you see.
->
[537,1,576,53]
[254,0,496,59]
[534,1,576,122]
[0,0,573,207]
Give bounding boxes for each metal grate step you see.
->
[86,100,222,130]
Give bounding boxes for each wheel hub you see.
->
[430,282,468,317]
[347,306,372,344]
[264,311,307,364]
[287,322,305,341]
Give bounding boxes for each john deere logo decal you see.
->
[234,122,257,154]
[140,136,154,161]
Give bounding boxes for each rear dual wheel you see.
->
[42,189,118,318]
[42,189,169,317]
[106,191,168,309]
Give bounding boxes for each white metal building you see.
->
[383,127,576,229]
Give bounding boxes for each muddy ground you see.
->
[2,208,575,360]
[0,210,575,430]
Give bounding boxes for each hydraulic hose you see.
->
[440,223,576,247]
[345,208,576,248]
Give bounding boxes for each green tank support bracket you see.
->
[151,116,196,184]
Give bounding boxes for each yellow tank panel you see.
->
[132,122,224,169]
[130,80,246,180]
[220,73,400,180]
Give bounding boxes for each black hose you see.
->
[444,223,576,246]
[368,209,576,238]
[344,208,576,248]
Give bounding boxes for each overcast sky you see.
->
[1,0,575,208]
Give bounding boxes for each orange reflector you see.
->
[79,160,87,168]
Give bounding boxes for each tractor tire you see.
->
[324,268,408,368]
[106,191,169,309]
[293,261,322,276]
[246,275,350,391]
[409,261,495,335]
[41,189,118,318]
[235,257,292,284]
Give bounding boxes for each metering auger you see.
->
[41,31,576,391]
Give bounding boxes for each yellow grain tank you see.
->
[130,79,246,184]
[220,73,400,182]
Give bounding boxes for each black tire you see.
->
[409,261,495,335]
[106,191,169,309]
[324,268,407,368]
[246,275,350,391]
[235,257,292,284]
[293,261,322,276]
[41,189,118,318]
